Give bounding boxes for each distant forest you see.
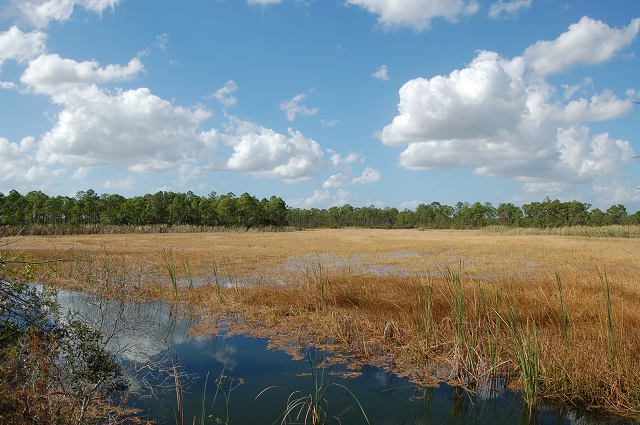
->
[1,189,639,230]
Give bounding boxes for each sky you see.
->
[1,0,640,212]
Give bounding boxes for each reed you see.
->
[226,260,238,291]
[498,300,540,412]
[170,352,184,425]
[555,272,570,347]
[184,258,195,289]
[256,352,370,425]
[442,266,475,383]
[482,224,640,238]
[194,372,213,425]
[443,266,465,354]
[412,275,437,354]
[193,368,244,425]
[485,314,500,379]
[0,223,299,237]
[163,248,178,296]
[302,255,329,300]
[599,268,616,367]
[210,257,222,298]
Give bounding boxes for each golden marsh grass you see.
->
[5,229,640,417]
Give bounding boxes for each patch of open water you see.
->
[56,288,636,425]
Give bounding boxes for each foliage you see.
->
[1,190,639,232]
[0,249,128,424]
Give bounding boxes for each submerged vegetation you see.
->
[6,229,639,421]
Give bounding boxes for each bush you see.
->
[0,250,129,424]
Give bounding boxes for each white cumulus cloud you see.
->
[524,16,640,77]
[0,136,63,191]
[288,188,353,209]
[556,90,633,123]
[554,126,635,182]
[37,85,214,172]
[379,16,639,199]
[329,151,358,168]
[21,54,144,95]
[322,173,351,189]
[346,0,479,31]
[221,118,325,182]
[9,0,120,28]
[0,26,47,68]
[353,167,381,184]
[380,51,528,145]
[323,166,381,189]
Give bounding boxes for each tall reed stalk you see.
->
[194,368,244,425]
[442,266,474,382]
[555,272,570,347]
[210,257,222,298]
[599,268,616,367]
[163,248,178,296]
[414,275,437,353]
[257,352,369,425]
[184,258,195,289]
[194,371,212,425]
[519,320,539,413]
[468,279,492,380]
[443,267,465,354]
[499,301,540,413]
[486,315,500,378]
[170,353,184,425]
[303,255,328,299]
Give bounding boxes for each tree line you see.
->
[1,189,638,230]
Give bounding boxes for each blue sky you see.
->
[1,0,639,211]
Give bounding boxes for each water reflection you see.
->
[56,288,635,425]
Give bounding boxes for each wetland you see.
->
[4,228,640,423]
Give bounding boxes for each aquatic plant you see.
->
[192,368,244,425]
[257,352,370,425]
[303,254,329,300]
[184,257,195,289]
[413,275,437,354]
[163,248,178,296]
[210,256,222,298]
[498,301,540,413]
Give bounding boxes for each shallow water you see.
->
[56,288,635,425]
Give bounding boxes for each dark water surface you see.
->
[56,288,635,425]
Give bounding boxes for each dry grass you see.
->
[5,229,640,418]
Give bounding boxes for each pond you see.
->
[56,288,635,425]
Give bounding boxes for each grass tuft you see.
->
[257,352,370,425]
